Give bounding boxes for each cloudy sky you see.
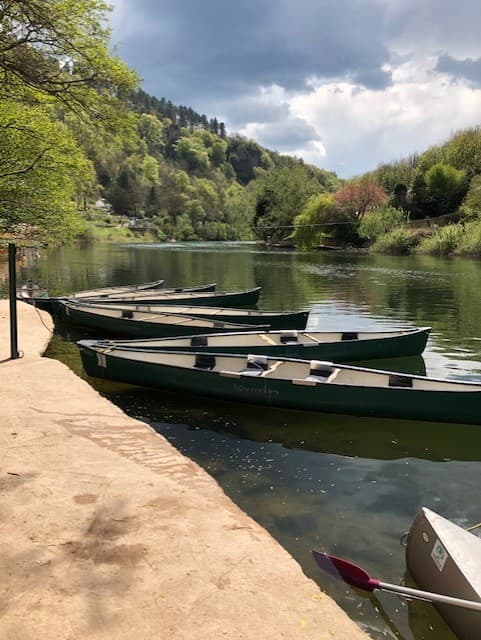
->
[110,0,481,177]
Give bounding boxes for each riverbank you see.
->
[0,299,369,640]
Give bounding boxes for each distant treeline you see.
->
[87,86,340,243]
[130,90,227,138]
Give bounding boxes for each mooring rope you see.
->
[31,298,54,334]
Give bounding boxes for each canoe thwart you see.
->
[280,330,299,343]
[310,360,335,378]
[194,353,216,370]
[342,332,358,341]
[389,374,413,388]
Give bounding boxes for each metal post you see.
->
[8,243,19,359]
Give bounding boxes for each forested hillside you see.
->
[89,88,340,243]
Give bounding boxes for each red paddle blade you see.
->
[311,551,380,592]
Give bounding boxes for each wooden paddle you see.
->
[312,550,481,612]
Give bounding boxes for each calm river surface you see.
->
[7,241,481,640]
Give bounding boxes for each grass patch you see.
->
[78,222,156,243]
[359,207,409,241]
[455,221,481,256]
[416,224,464,255]
[371,227,418,254]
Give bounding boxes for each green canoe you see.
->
[17,277,166,302]
[77,344,481,425]
[69,302,309,331]
[18,278,167,311]
[21,281,217,313]
[68,281,216,298]
[81,286,261,308]
[93,326,430,361]
[56,300,268,338]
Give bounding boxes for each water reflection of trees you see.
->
[9,246,481,360]
[306,252,481,359]
[7,243,260,298]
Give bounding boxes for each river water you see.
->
[6,241,481,640]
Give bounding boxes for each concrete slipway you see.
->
[0,299,370,640]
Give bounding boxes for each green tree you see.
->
[227,135,273,185]
[141,156,160,187]
[174,135,210,172]
[223,183,255,239]
[0,100,91,241]
[409,171,430,218]
[292,194,340,248]
[174,213,196,240]
[209,141,227,167]
[444,127,481,175]
[138,114,165,153]
[192,178,221,217]
[0,0,137,123]
[424,163,466,216]
[365,156,419,195]
[253,166,322,242]
[392,183,409,210]
[462,175,481,218]
[0,0,138,242]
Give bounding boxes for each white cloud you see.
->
[108,0,481,177]
[283,140,328,166]
[288,58,481,176]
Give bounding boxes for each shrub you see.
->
[292,194,362,248]
[455,221,481,256]
[460,175,481,219]
[359,206,408,240]
[416,224,463,255]
[372,228,418,254]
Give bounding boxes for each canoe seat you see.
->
[280,330,298,344]
[303,360,340,384]
[309,360,334,378]
[191,335,208,347]
[389,374,413,388]
[194,353,216,370]
[246,354,268,370]
[342,331,358,341]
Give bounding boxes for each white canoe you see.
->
[407,507,481,640]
